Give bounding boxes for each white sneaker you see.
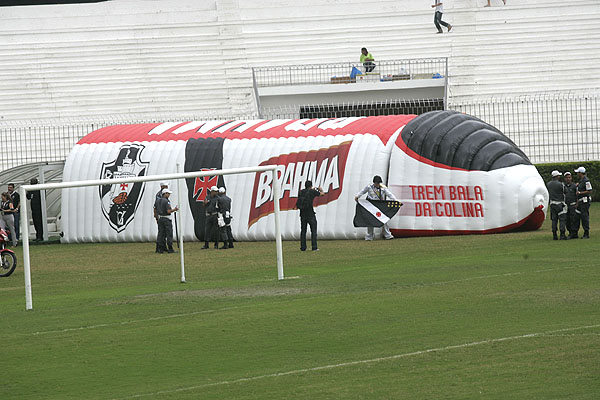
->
[365,237,373,241]
[384,236,394,240]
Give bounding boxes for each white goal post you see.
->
[18,165,284,311]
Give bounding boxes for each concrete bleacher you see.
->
[0,0,598,122]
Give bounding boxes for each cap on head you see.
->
[161,188,173,195]
[564,171,572,176]
[373,175,383,184]
[575,166,586,174]
[551,170,562,178]
[218,187,225,194]
[210,186,219,192]
[160,182,168,187]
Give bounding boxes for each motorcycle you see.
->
[0,228,17,277]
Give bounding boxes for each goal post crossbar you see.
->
[18,165,284,311]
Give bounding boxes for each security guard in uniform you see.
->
[563,172,578,238]
[218,187,234,249]
[546,170,568,240]
[202,186,221,249]
[153,182,169,252]
[154,188,178,253]
[573,166,593,239]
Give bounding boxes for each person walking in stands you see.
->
[0,192,18,247]
[355,175,398,240]
[360,48,376,73]
[485,0,506,7]
[7,183,20,241]
[546,170,568,240]
[26,178,44,241]
[153,182,169,252]
[432,1,452,34]
[218,187,234,249]
[202,186,221,249]
[572,166,593,239]
[154,188,178,253]
[563,172,578,238]
[297,180,324,251]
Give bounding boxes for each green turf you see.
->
[2,209,599,399]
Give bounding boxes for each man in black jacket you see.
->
[297,180,324,251]
[26,178,44,241]
[218,187,234,249]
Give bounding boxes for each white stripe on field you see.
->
[113,323,600,400]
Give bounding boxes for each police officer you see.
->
[153,182,169,252]
[573,166,593,239]
[154,188,178,253]
[354,175,399,240]
[218,187,234,249]
[201,186,221,249]
[563,172,578,238]
[546,170,567,240]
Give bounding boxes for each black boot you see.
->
[553,232,558,240]
[155,243,160,253]
[560,233,567,240]
[201,242,209,249]
[228,240,234,249]
[582,231,590,239]
[167,246,175,253]
[219,242,229,250]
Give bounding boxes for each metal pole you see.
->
[39,165,49,241]
[20,186,32,310]
[176,163,186,283]
[271,169,284,280]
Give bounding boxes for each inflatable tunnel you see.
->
[61,111,548,243]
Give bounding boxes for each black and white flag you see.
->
[353,199,402,227]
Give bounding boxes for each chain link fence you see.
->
[1,91,598,171]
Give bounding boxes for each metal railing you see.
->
[451,91,600,164]
[252,58,448,88]
[0,91,598,170]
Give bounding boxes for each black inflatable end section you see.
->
[400,110,531,171]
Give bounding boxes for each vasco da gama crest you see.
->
[99,144,149,233]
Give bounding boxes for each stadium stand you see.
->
[0,0,598,122]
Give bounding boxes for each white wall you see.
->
[0,0,598,122]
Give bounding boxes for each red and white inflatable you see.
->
[61,111,548,243]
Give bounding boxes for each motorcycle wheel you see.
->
[0,250,17,277]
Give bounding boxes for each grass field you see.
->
[2,210,600,399]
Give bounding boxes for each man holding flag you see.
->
[354,175,401,240]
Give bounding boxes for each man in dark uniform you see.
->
[26,178,44,241]
[218,187,234,249]
[573,166,593,239]
[297,180,324,251]
[201,186,221,249]
[154,188,178,253]
[7,183,20,241]
[546,170,567,240]
[563,172,578,238]
[153,182,169,252]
